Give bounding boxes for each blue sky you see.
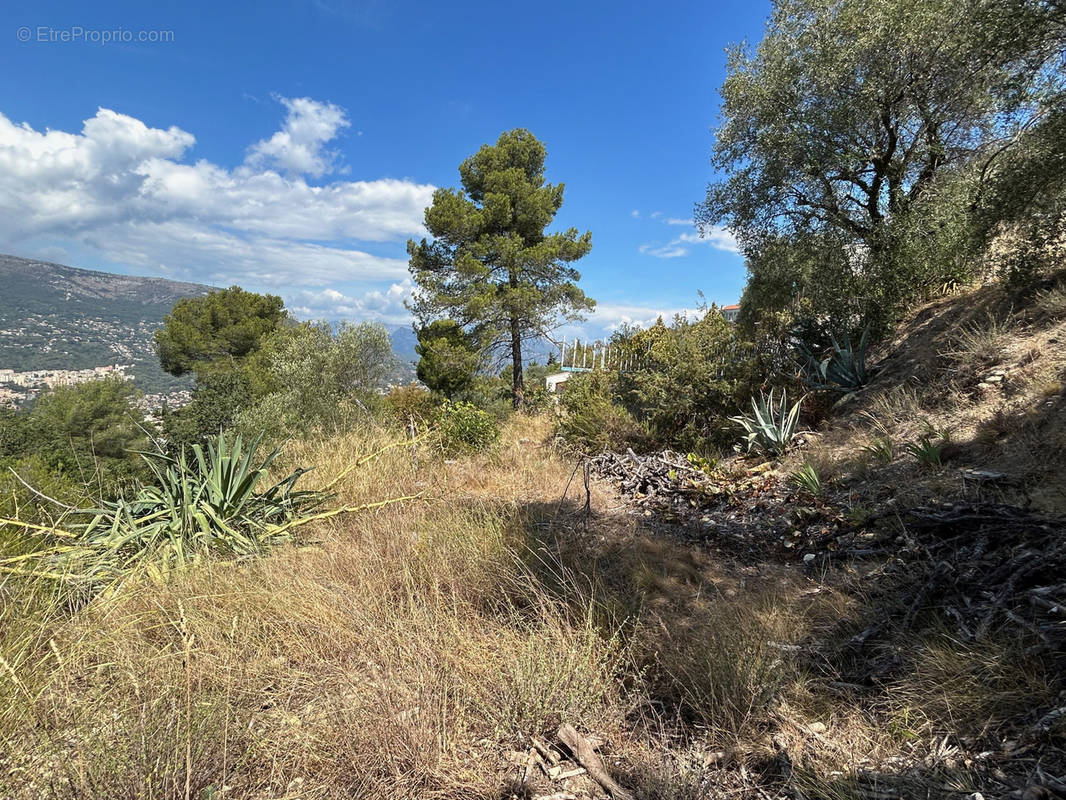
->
[0,0,769,338]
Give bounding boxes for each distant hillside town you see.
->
[0,364,131,407]
[0,363,130,388]
[0,364,195,413]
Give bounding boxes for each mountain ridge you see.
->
[0,253,215,394]
[0,253,417,395]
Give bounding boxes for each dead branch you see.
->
[557,724,634,800]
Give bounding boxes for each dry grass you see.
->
[1,401,1060,798]
[939,311,1014,369]
[867,384,926,431]
[3,417,828,799]
[0,420,629,799]
[1034,284,1066,320]
[882,632,1056,739]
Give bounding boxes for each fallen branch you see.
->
[557,724,633,800]
[270,492,426,536]
[6,467,78,510]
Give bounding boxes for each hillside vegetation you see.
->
[1,278,1064,798]
[1,0,1063,796]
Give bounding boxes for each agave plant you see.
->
[1,433,327,589]
[799,327,870,391]
[729,389,804,456]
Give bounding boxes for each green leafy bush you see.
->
[548,310,760,453]
[730,388,803,456]
[436,400,499,455]
[521,384,554,414]
[556,371,647,453]
[624,311,759,451]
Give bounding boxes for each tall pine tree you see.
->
[407,129,594,408]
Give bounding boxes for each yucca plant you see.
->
[790,462,823,494]
[905,436,944,471]
[862,436,895,465]
[1,433,328,590]
[730,389,804,456]
[799,327,870,390]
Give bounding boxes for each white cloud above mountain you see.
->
[0,100,434,318]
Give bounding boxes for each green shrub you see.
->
[550,310,760,452]
[625,311,759,451]
[254,321,395,435]
[521,385,553,414]
[556,371,647,453]
[729,388,804,456]
[384,383,441,429]
[454,375,515,421]
[436,400,499,455]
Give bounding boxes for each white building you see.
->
[545,371,570,394]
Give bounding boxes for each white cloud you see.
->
[590,302,701,330]
[638,218,739,259]
[83,221,409,286]
[638,243,688,259]
[246,96,349,177]
[630,209,640,218]
[0,102,436,312]
[678,228,739,253]
[287,278,413,324]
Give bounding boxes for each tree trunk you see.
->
[510,315,524,409]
